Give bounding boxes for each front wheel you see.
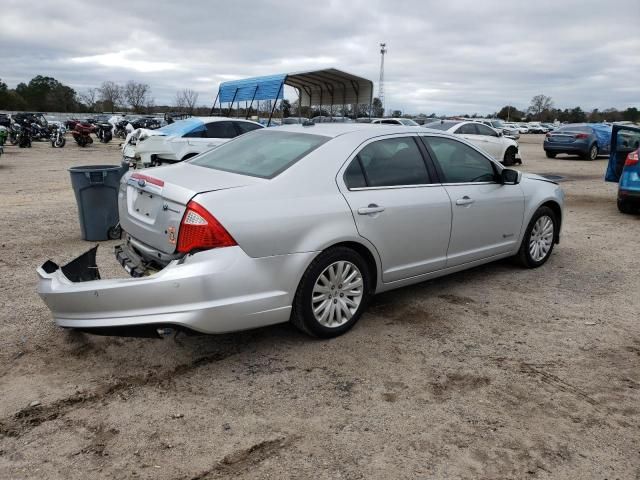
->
[291,247,372,338]
[617,198,635,214]
[583,143,598,161]
[516,206,557,268]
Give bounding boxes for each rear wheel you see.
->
[545,151,556,158]
[516,206,557,268]
[503,147,517,166]
[291,247,372,338]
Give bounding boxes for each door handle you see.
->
[357,204,385,215]
[455,196,475,206]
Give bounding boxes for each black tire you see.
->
[291,246,372,338]
[516,206,557,268]
[583,143,598,161]
[617,198,635,214]
[107,225,122,240]
[545,151,556,158]
[503,147,517,166]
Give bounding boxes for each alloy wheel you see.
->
[311,261,363,328]
[529,215,554,262]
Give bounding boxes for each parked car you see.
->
[514,123,530,134]
[423,120,521,165]
[311,116,353,123]
[478,119,520,140]
[527,122,549,134]
[541,123,558,131]
[122,116,263,167]
[543,123,612,160]
[37,124,564,338]
[282,117,310,125]
[604,124,640,213]
[371,118,420,126]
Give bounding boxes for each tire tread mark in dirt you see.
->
[187,436,296,479]
[520,362,600,410]
[0,350,234,438]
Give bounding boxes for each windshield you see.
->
[491,120,505,128]
[398,119,419,126]
[190,130,330,179]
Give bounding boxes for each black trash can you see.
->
[69,163,129,241]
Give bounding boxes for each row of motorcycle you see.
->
[0,113,164,150]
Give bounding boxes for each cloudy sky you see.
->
[1,0,638,115]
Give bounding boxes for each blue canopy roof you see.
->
[215,68,374,107]
[218,74,287,103]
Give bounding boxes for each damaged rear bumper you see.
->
[37,245,315,335]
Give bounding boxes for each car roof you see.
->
[193,116,261,125]
[267,123,450,139]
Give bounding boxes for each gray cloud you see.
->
[1,0,638,114]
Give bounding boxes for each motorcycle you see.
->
[72,123,94,147]
[114,119,129,139]
[50,124,66,148]
[17,122,32,148]
[95,122,113,143]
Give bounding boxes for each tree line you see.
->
[0,75,202,114]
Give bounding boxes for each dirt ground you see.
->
[0,134,638,480]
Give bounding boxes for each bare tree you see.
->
[78,88,99,112]
[528,94,554,120]
[124,81,151,113]
[175,88,199,113]
[98,81,123,113]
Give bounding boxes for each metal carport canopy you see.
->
[215,68,374,107]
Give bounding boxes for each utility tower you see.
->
[378,43,387,115]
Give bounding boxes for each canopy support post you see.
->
[210,91,219,116]
[267,81,283,127]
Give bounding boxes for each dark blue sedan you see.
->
[543,123,611,160]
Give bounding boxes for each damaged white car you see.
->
[122,116,263,168]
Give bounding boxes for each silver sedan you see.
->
[38,124,564,338]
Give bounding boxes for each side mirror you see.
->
[501,168,521,185]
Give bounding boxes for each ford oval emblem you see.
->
[137,179,146,187]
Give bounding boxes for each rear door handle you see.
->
[357,204,385,215]
[455,196,475,206]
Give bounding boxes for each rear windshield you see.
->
[157,118,204,136]
[557,124,592,133]
[190,130,330,179]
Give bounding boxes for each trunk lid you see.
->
[118,163,262,254]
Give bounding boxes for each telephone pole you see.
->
[378,43,387,116]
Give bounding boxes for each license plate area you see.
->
[127,185,162,223]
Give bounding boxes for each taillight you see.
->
[177,201,236,253]
[625,150,639,167]
[575,133,589,139]
[545,132,552,137]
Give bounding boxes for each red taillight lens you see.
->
[545,132,552,137]
[575,133,589,139]
[177,201,236,253]
[625,150,639,167]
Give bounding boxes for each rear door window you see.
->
[205,121,237,139]
[344,137,430,188]
[455,123,478,135]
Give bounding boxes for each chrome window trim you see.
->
[348,183,442,191]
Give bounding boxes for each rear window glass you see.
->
[189,130,330,179]
[424,121,458,131]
